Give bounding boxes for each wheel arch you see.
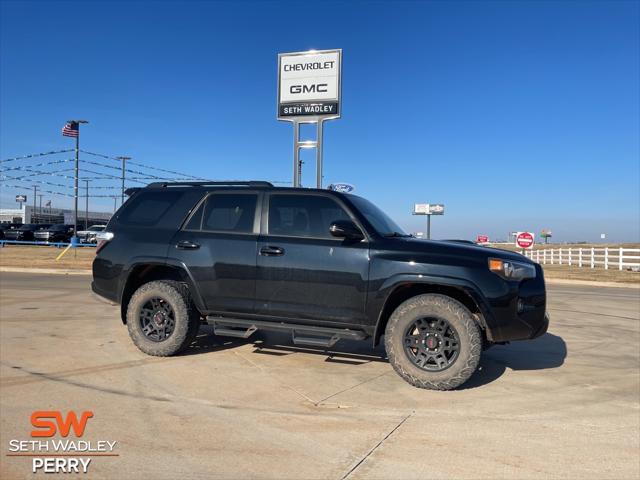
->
[119,262,205,324]
[373,281,489,346]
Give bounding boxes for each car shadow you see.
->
[182,326,567,389]
[460,332,567,389]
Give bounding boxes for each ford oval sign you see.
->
[328,183,355,193]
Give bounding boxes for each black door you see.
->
[255,193,370,325]
[170,191,261,315]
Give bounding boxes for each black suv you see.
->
[92,181,548,390]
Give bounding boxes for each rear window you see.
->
[118,191,184,227]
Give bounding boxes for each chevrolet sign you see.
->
[278,49,342,120]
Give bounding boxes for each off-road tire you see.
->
[126,280,200,356]
[385,294,481,390]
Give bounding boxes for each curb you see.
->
[0,266,92,275]
[545,278,640,289]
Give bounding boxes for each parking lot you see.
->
[1,272,638,479]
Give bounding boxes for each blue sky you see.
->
[1,0,638,242]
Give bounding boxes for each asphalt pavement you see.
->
[1,272,638,479]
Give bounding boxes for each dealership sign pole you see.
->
[278,49,342,188]
[15,194,26,209]
[413,203,445,239]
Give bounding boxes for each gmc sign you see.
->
[278,49,341,119]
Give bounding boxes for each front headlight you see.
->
[488,258,536,281]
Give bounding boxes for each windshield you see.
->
[49,224,67,231]
[348,196,408,237]
[19,224,37,230]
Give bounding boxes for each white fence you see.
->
[524,247,640,271]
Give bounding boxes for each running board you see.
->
[206,316,368,347]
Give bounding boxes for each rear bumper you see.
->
[91,281,118,304]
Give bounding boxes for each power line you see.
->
[0,158,75,172]
[3,167,76,181]
[80,149,205,180]
[0,149,75,164]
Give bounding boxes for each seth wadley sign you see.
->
[278,50,341,119]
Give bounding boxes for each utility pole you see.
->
[38,194,43,214]
[68,119,89,243]
[32,185,37,223]
[113,196,117,213]
[84,180,89,230]
[116,156,131,206]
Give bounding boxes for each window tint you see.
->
[268,194,351,238]
[184,201,205,230]
[201,194,257,233]
[119,191,183,226]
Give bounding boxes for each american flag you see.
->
[62,122,79,137]
[45,200,51,207]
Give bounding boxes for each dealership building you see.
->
[0,205,112,226]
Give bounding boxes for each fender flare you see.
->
[372,273,493,344]
[119,257,207,319]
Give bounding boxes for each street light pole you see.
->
[32,185,37,222]
[116,156,131,206]
[84,180,89,230]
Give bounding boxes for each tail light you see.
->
[95,231,114,254]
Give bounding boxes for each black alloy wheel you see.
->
[403,317,460,372]
[139,297,176,342]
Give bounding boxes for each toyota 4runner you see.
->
[92,181,548,390]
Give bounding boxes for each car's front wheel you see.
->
[385,294,481,390]
[126,280,200,356]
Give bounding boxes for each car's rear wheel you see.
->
[385,294,481,390]
[126,280,200,356]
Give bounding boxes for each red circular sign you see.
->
[516,232,534,249]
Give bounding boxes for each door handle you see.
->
[260,246,285,256]
[176,240,200,250]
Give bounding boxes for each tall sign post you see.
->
[116,156,131,206]
[15,195,27,209]
[278,49,342,188]
[413,203,445,239]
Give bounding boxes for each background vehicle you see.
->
[4,223,51,241]
[34,224,75,243]
[78,224,106,243]
[0,223,23,240]
[92,181,548,390]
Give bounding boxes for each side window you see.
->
[268,194,351,238]
[200,194,257,233]
[118,191,184,227]
[184,201,205,230]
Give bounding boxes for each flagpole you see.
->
[67,119,88,244]
[74,132,79,241]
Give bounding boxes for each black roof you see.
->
[125,181,346,197]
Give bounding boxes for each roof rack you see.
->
[146,181,274,188]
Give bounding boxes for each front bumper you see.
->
[483,263,549,343]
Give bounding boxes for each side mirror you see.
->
[329,220,364,241]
